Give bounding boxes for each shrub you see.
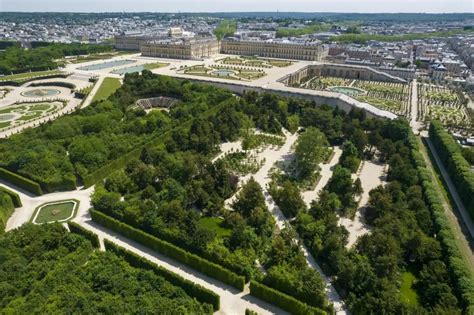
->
[0,186,22,207]
[104,239,220,311]
[0,167,43,195]
[90,209,245,291]
[249,281,326,315]
[67,221,100,248]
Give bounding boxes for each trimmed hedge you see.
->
[29,81,76,89]
[67,221,100,248]
[407,132,474,314]
[429,121,474,220]
[0,73,69,86]
[0,191,14,234]
[0,186,22,207]
[40,174,77,193]
[249,281,326,315]
[0,167,43,195]
[104,239,220,311]
[90,209,245,291]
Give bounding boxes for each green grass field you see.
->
[198,217,232,238]
[31,200,78,224]
[143,62,169,70]
[92,77,122,102]
[0,70,62,82]
[400,271,419,306]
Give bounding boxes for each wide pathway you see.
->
[425,137,474,239]
[227,130,349,314]
[339,160,386,248]
[302,147,342,207]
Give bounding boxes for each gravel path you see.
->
[339,160,386,248]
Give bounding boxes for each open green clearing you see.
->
[31,200,78,224]
[92,77,122,102]
[400,271,419,306]
[198,217,232,238]
[144,62,169,70]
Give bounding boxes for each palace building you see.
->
[140,37,220,60]
[220,38,328,61]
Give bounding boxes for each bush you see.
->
[67,221,100,248]
[249,281,326,315]
[408,131,474,314]
[90,209,245,291]
[0,167,43,195]
[0,186,22,207]
[104,239,220,311]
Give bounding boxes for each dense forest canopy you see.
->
[0,223,212,313]
[0,43,112,74]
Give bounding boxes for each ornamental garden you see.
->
[302,76,411,116]
[417,83,472,133]
[179,64,266,81]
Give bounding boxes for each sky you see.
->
[1,0,473,13]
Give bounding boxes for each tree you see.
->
[292,127,328,180]
[273,181,306,218]
[232,178,267,217]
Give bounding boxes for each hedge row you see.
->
[29,81,76,90]
[40,174,77,193]
[407,132,474,314]
[429,121,474,219]
[0,191,14,234]
[67,221,100,248]
[0,186,22,207]
[0,73,69,86]
[82,101,227,188]
[90,209,245,291]
[0,167,43,195]
[104,239,220,311]
[249,281,326,315]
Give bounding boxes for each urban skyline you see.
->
[1,0,472,13]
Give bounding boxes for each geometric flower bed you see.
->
[0,101,66,130]
[417,83,471,132]
[180,64,266,81]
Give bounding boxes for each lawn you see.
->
[144,62,169,70]
[400,271,419,306]
[198,217,232,238]
[0,70,62,83]
[0,121,11,129]
[92,77,122,102]
[31,200,78,224]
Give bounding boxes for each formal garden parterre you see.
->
[303,76,411,116]
[417,83,472,133]
[179,64,266,81]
